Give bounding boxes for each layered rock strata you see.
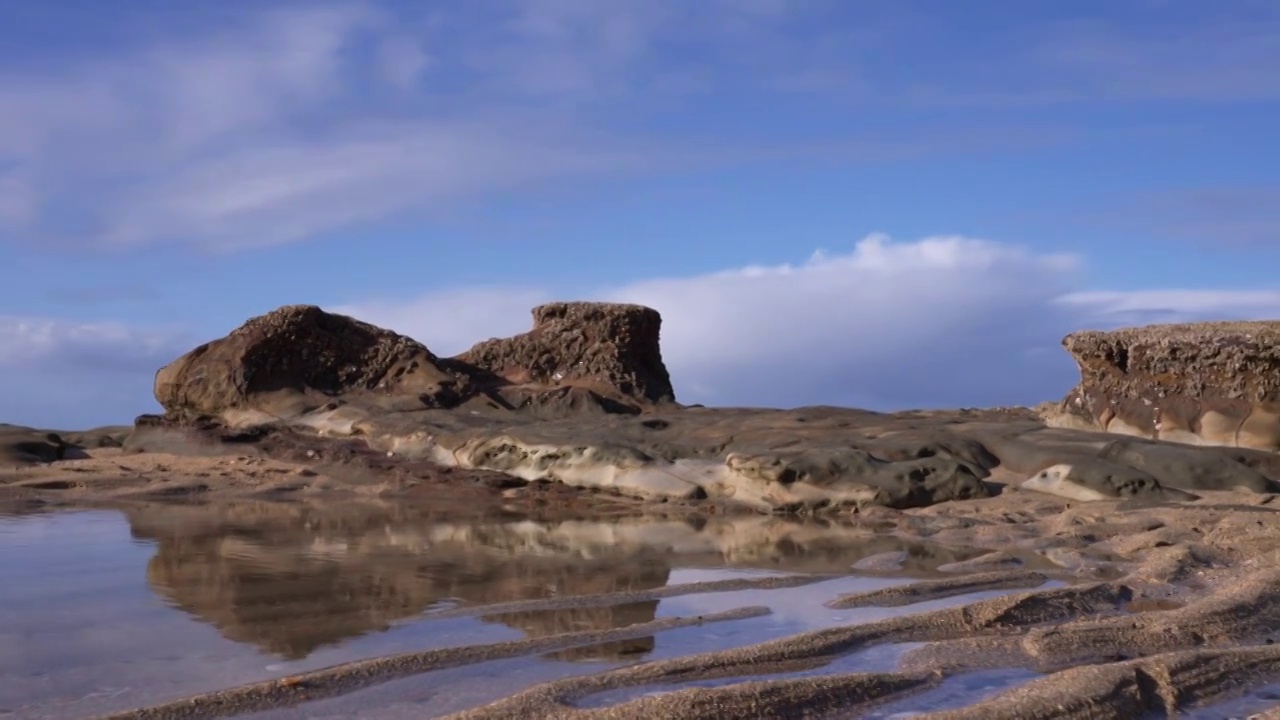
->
[120,305,1280,513]
[1043,321,1280,451]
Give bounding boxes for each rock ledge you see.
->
[1043,320,1280,450]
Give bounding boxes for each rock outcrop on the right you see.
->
[117,304,1280,513]
[1043,321,1280,451]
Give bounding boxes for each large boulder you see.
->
[151,302,675,424]
[154,305,469,419]
[456,302,675,405]
[1043,321,1280,451]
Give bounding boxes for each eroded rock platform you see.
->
[9,305,1280,513]
[7,304,1280,720]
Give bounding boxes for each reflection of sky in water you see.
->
[573,578,1054,711]
[291,573,1052,718]
[1182,682,1280,719]
[862,668,1046,719]
[655,575,1046,642]
[0,512,530,717]
[0,509,1058,719]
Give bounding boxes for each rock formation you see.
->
[1043,321,1280,451]
[154,304,469,420]
[0,423,126,465]
[118,305,1280,513]
[128,502,673,660]
[0,424,80,465]
[457,301,675,408]
[152,302,673,425]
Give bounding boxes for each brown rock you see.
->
[1046,321,1280,451]
[154,305,467,418]
[151,302,675,423]
[455,302,675,405]
[0,424,123,465]
[0,424,79,465]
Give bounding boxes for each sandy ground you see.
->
[7,453,1280,718]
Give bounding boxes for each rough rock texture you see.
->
[457,302,675,405]
[0,424,82,465]
[121,307,1280,513]
[153,303,675,424]
[0,423,128,466]
[154,305,467,419]
[1044,320,1280,451]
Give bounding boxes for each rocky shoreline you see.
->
[5,302,1280,718]
[7,302,1280,513]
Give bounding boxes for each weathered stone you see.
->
[1045,321,1280,450]
[0,424,124,465]
[456,302,675,405]
[0,424,78,465]
[154,305,467,418]
[1020,459,1198,503]
[117,307,1280,513]
[153,303,677,424]
[1096,438,1280,494]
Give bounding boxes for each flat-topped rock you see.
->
[457,302,675,405]
[1043,320,1280,451]
[106,307,1280,513]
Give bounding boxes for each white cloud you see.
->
[7,235,1280,428]
[0,3,667,252]
[341,235,1280,411]
[0,316,190,373]
[331,286,555,357]
[1056,289,1280,328]
[376,35,434,90]
[6,2,1268,254]
[0,317,193,429]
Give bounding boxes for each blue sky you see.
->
[2,0,1280,428]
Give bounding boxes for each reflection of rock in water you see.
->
[129,502,671,660]
[125,501,996,661]
[478,561,671,662]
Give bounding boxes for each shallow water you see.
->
[1184,681,1280,719]
[0,502,1051,718]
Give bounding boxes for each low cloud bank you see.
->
[341,235,1280,410]
[8,235,1280,427]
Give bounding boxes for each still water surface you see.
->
[0,502,1041,718]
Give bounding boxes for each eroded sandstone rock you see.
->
[456,301,675,405]
[0,424,79,465]
[129,306,1280,514]
[1044,321,1280,451]
[153,302,675,423]
[154,305,468,419]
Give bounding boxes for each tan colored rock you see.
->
[1044,320,1280,451]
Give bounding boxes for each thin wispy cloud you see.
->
[1,1,1275,253]
[1135,186,1280,247]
